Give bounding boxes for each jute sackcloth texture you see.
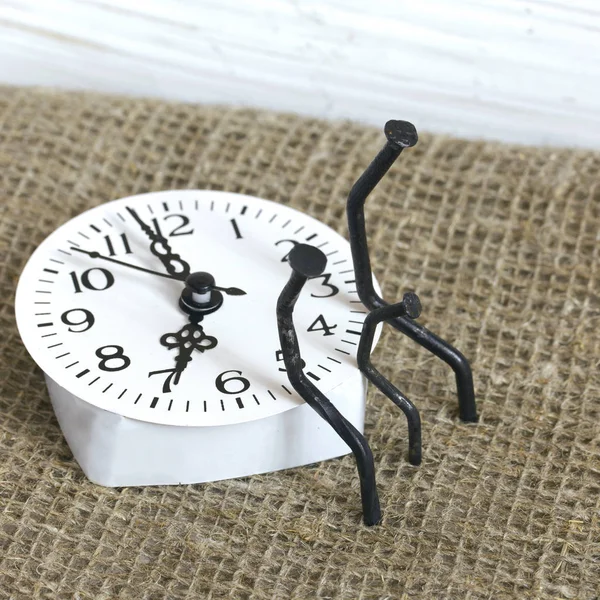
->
[0,87,598,599]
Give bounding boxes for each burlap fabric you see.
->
[0,86,598,599]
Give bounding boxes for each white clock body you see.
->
[16,190,379,486]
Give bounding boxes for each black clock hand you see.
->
[148,321,217,393]
[71,247,246,297]
[70,247,185,281]
[212,285,246,296]
[125,206,191,279]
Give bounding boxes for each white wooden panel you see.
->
[0,0,599,148]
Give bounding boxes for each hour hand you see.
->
[126,206,191,280]
[149,322,218,393]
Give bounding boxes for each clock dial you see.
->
[16,191,374,427]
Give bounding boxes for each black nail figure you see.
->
[347,120,478,424]
[277,120,477,525]
[277,244,382,526]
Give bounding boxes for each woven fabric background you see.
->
[0,87,598,599]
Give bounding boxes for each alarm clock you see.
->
[15,189,379,487]
[15,119,477,525]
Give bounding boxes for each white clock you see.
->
[15,190,380,487]
[16,119,476,526]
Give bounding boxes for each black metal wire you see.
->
[357,296,423,466]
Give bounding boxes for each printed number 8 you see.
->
[95,345,131,372]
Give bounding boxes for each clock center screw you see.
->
[187,272,215,304]
[179,271,224,317]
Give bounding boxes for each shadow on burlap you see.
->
[0,87,598,599]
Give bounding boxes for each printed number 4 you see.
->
[307,315,337,336]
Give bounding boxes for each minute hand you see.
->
[70,247,185,281]
[126,207,191,279]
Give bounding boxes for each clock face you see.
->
[16,191,373,427]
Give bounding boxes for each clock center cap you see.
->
[186,272,215,304]
[179,271,223,318]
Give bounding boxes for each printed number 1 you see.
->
[230,219,243,239]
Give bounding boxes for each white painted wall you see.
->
[0,0,599,148]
